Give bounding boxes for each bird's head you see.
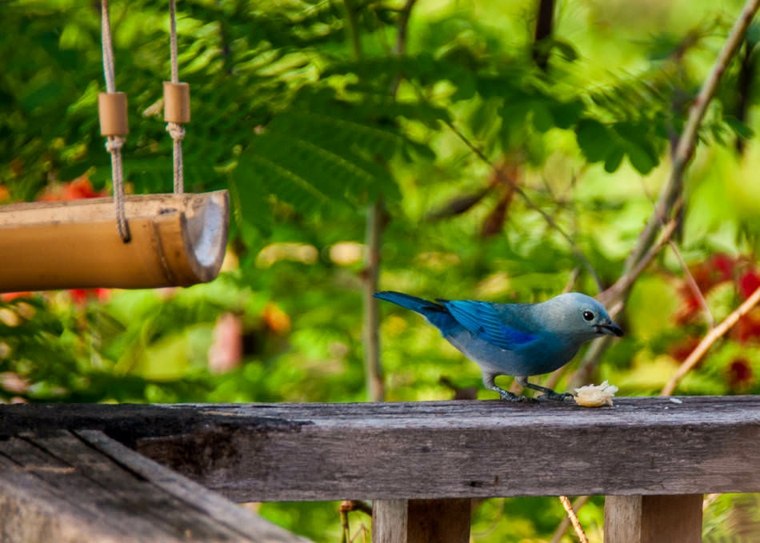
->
[541,292,624,340]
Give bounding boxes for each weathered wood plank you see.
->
[1,398,759,501]
[0,430,309,543]
[605,494,703,543]
[372,499,471,543]
[77,430,309,543]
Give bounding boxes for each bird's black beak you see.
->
[596,322,624,337]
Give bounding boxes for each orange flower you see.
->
[38,175,106,201]
[0,292,32,302]
[263,302,291,335]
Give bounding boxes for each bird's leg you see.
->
[483,373,525,402]
[515,376,573,401]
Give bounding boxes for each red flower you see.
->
[668,336,700,362]
[69,289,111,306]
[710,253,736,283]
[734,309,760,343]
[738,270,760,300]
[727,357,753,390]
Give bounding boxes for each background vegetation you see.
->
[2,0,760,540]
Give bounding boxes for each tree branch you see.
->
[363,0,419,402]
[532,0,555,70]
[570,1,760,385]
[598,217,679,310]
[623,0,760,279]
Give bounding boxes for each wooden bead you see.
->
[163,82,191,123]
[98,92,129,136]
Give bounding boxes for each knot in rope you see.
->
[166,122,186,142]
[105,136,125,153]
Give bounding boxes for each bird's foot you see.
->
[498,391,532,402]
[489,385,532,402]
[515,377,573,402]
[538,391,574,402]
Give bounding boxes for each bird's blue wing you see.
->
[441,300,537,350]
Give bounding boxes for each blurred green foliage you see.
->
[2,0,760,541]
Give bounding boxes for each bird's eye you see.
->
[582,310,595,321]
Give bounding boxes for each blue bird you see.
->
[374,291,623,401]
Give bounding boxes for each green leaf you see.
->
[530,102,554,133]
[604,147,625,173]
[575,119,614,162]
[549,98,584,129]
[625,141,658,174]
[231,154,273,234]
[550,38,579,62]
[725,116,755,140]
[614,122,660,174]
[234,90,407,225]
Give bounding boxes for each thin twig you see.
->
[389,0,417,96]
[558,495,589,543]
[443,118,604,292]
[667,239,715,328]
[342,0,363,60]
[661,285,760,395]
[551,496,590,543]
[599,218,680,309]
[363,201,385,402]
[634,175,713,327]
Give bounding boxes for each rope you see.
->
[169,0,179,84]
[168,122,185,193]
[168,0,185,194]
[100,0,116,94]
[100,0,130,242]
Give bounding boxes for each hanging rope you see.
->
[169,0,180,84]
[99,0,130,242]
[166,0,186,194]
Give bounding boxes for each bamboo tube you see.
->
[98,92,129,136]
[0,191,228,292]
[163,82,190,123]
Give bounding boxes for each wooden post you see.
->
[605,495,703,543]
[372,499,470,543]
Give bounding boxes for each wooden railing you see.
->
[2,396,759,542]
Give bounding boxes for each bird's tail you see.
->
[374,291,456,333]
[374,291,441,313]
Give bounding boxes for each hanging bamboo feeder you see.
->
[0,192,228,291]
[0,0,229,293]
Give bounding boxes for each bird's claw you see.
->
[497,391,535,403]
[539,391,574,402]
